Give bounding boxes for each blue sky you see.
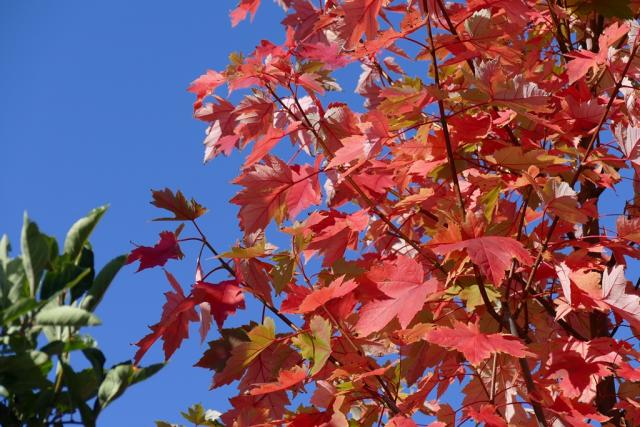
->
[0,1,290,425]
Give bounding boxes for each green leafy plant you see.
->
[0,207,163,427]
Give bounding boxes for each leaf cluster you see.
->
[0,208,162,426]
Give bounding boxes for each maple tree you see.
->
[129,0,640,425]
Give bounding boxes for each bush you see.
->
[0,207,162,427]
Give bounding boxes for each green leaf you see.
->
[130,362,164,386]
[35,306,101,327]
[41,335,97,355]
[240,317,275,367]
[220,238,269,259]
[40,265,91,301]
[271,252,295,294]
[21,213,51,296]
[81,255,126,312]
[336,381,354,392]
[0,350,51,374]
[97,361,162,409]
[97,364,131,407]
[181,403,207,424]
[5,258,27,303]
[70,247,95,301]
[150,188,207,221]
[0,236,9,307]
[63,206,108,260]
[40,340,65,355]
[0,351,52,392]
[3,268,96,326]
[82,348,106,377]
[0,400,20,427]
[292,315,331,375]
[326,259,365,280]
[448,283,501,310]
[480,185,501,222]
[0,234,10,268]
[0,297,39,325]
[72,368,100,401]
[0,264,10,309]
[181,403,222,426]
[61,362,97,427]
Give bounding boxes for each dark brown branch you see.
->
[506,309,549,427]
[425,9,465,211]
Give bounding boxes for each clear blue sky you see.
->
[0,1,289,425]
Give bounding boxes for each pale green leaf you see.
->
[35,306,101,327]
[21,213,50,296]
[292,315,331,375]
[64,206,108,260]
[81,255,126,312]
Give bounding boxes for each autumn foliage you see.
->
[129,0,640,425]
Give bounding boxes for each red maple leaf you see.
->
[432,236,532,286]
[234,93,275,143]
[386,416,419,427]
[425,321,533,365]
[134,271,198,365]
[327,135,374,173]
[127,231,183,272]
[617,216,640,243]
[602,265,640,329]
[294,276,359,314]
[192,280,245,329]
[342,0,383,48]
[465,404,506,427]
[230,0,261,27]
[550,396,609,427]
[546,351,606,399]
[196,96,241,161]
[566,22,628,84]
[137,0,640,423]
[304,210,369,266]
[299,41,352,69]
[231,155,321,233]
[355,256,438,336]
[244,126,286,168]
[187,70,225,109]
[249,365,306,395]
